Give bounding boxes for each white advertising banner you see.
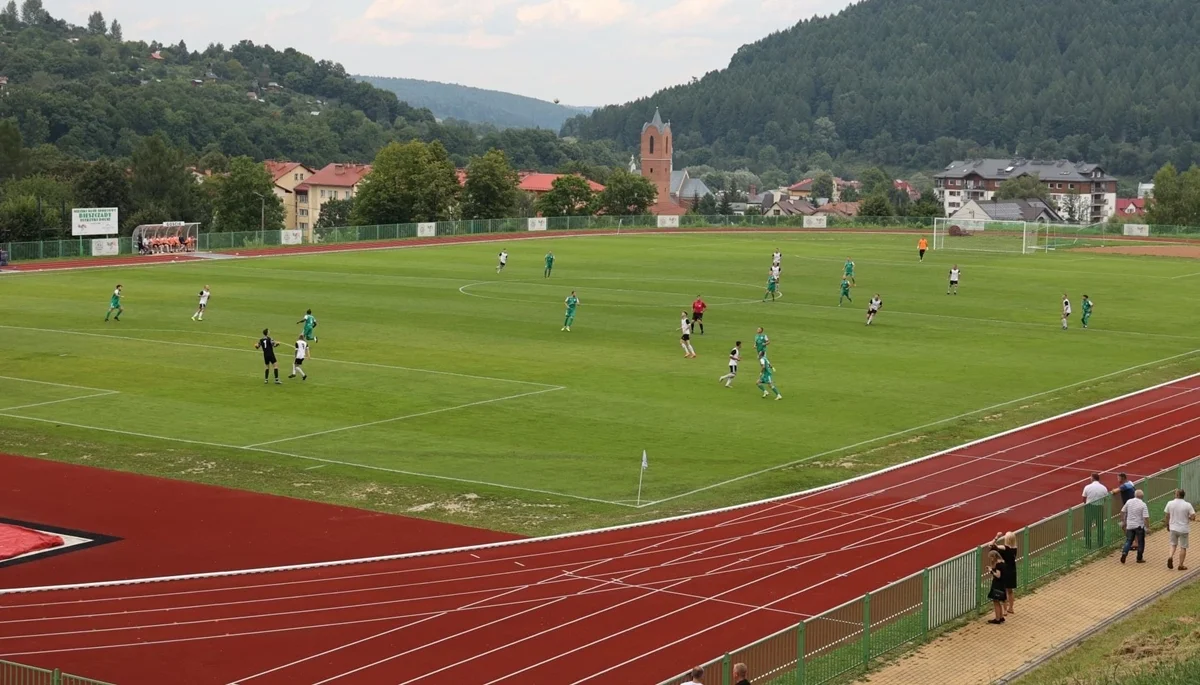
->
[281,230,303,245]
[72,208,119,236]
[803,215,828,228]
[417,222,437,238]
[1123,224,1150,237]
[91,238,120,256]
[527,218,548,231]
[657,215,680,229]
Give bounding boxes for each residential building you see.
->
[265,161,316,233]
[295,163,372,233]
[633,108,708,214]
[1138,183,1155,199]
[0,76,8,94]
[893,179,921,201]
[515,173,604,196]
[949,199,1064,224]
[787,177,861,202]
[1115,198,1146,217]
[934,159,1117,222]
[814,201,860,218]
[763,194,817,217]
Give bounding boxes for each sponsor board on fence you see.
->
[417,222,437,238]
[803,215,828,229]
[657,215,680,229]
[91,238,120,256]
[281,230,303,246]
[1123,224,1150,237]
[527,218,548,231]
[72,208,119,236]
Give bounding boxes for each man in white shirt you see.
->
[1081,473,1108,548]
[718,341,741,387]
[289,335,309,381]
[192,286,210,321]
[1164,489,1196,571]
[496,250,508,273]
[1061,294,1072,330]
[1120,489,1150,564]
[679,312,696,358]
[772,249,782,266]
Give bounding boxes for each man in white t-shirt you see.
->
[496,250,508,273]
[1061,294,1072,330]
[1120,489,1150,564]
[289,335,309,381]
[1164,489,1196,571]
[1081,473,1108,548]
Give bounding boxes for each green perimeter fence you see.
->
[657,456,1200,685]
[0,659,113,685]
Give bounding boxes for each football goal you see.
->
[932,218,1048,254]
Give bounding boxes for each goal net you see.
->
[932,218,1043,254]
[131,222,200,255]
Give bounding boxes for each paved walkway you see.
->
[862,527,1200,685]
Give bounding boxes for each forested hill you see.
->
[357,75,591,130]
[564,0,1200,179]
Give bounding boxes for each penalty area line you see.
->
[0,391,120,413]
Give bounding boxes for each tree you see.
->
[811,173,834,201]
[1146,163,1200,226]
[352,140,461,225]
[717,192,733,216]
[0,119,27,182]
[86,10,105,34]
[841,186,860,202]
[593,169,656,216]
[212,156,284,231]
[109,19,121,40]
[0,195,54,242]
[315,197,354,228]
[536,175,595,217]
[858,193,893,218]
[908,190,943,218]
[996,174,1052,202]
[74,160,133,220]
[19,0,42,24]
[695,193,718,215]
[0,1,18,29]
[130,135,197,221]
[859,167,890,196]
[197,150,230,174]
[462,149,519,220]
[1060,189,1090,223]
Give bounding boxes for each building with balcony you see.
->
[934,159,1118,223]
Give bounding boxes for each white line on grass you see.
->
[0,375,120,393]
[0,325,558,389]
[636,348,1200,508]
[0,391,120,413]
[244,386,565,448]
[1171,271,1200,280]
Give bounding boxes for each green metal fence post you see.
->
[1022,527,1031,590]
[796,621,806,685]
[862,592,872,666]
[921,568,931,638]
[53,668,62,685]
[722,653,731,685]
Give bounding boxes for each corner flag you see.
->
[641,450,648,470]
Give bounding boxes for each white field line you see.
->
[1171,271,1200,280]
[0,391,119,413]
[3,371,1198,597]
[0,325,558,389]
[0,375,119,393]
[244,386,564,448]
[637,348,1200,507]
[0,413,632,509]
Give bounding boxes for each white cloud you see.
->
[364,0,507,26]
[516,0,633,28]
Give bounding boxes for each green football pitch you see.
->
[1,232,1198,535]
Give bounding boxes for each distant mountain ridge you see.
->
[357,75,593,130]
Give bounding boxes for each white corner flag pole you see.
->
[637,450,648,506]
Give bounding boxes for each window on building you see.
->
[299,222,308,230]
[299,209,309,217]
[1068,183,1075,190]
[649,136,655,154]
[299,194,308,205]
[320,189,326,198]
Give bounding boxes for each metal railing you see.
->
[657,456,1200,685]
[0,659,114,685]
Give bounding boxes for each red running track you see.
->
[3,374,1199,684]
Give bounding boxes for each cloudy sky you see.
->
[48,0,854,106]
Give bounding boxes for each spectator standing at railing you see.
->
[1164,489,1196,571]
[985,549,1007,624]
[733,662,751,685]
[1120,489,1150,564]
[1082,472,1109,548]
[686,666,705,683]
[1114,473,1139,554]
[989,532,1019,615]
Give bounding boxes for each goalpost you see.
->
[933,218,1047,254]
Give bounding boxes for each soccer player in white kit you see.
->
[770,263,782,284]
[719,341,741,387]
[1061,294,1072,330]
[947,266,960,295]
[191,286,210,321]
[496,250,508,273]
[680,312,697,358]
[290,335,309,380]
[772,249,782,266]
[866,294,883,325]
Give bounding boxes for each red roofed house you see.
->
[264,161,316,232]
[1115,198,1146,216]
[893,179,921,201]
[517,173,605,195]
[815,201,861,218]
[788,177,861,202]
[295,163,371,237]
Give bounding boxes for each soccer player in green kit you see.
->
[544,251,555,278]
[296,309,318,342]
[754,327,770,359]
[104,284,123,321]
[844,257,856,285]
[562,291,579,331]
[757,357,782,400]
[1082,294,1095,328]
[762,273,779,302]
[838,277,853,306]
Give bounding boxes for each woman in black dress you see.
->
[985,548,1006,624]
[990,532,1018,615]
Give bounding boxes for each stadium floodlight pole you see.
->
[251,191,266,231]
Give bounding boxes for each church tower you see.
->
[640,107,673,203]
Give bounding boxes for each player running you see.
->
[757,357,782,400]
[918,237,928,261]
[718,341,741,387]
[497,250,509,273]
[192,285,211,321]
[770,263,782,284]
[691,295,707,335]
[255,329,282,385]
[562,291,579,331]
[866,294,883,325]
[297,309,318,342]
[680,311,697,358]
[947,265,961,295]
[843,257,856,285]
[544,251,554,278]
[772,249,782,266]
[289,334,309,380]
[762,272,779,302]
[754,327,770,360]
[1061,294,1072,330]
[838,277,853,306]
[1082,294,1095,328]
[104,285,123,322]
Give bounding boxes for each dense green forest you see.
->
[564,0,1200,182]
[357,75,591,131]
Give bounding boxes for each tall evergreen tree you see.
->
[109,18,121,40]
[86,10,105,34]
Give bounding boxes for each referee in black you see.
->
[255,328,282,384]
